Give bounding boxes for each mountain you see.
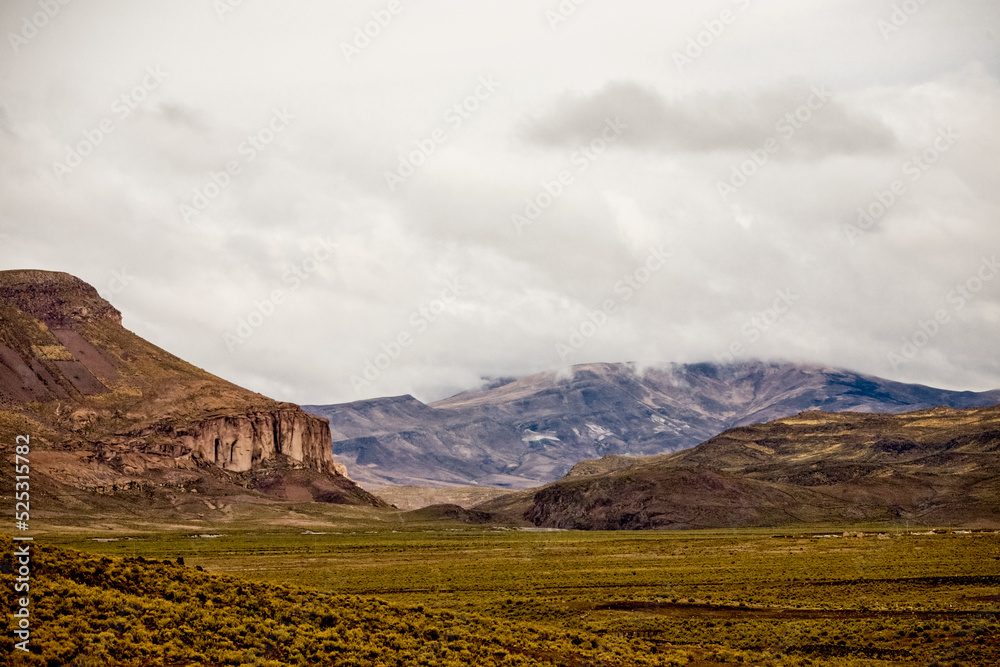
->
[0,269,384,511]
[306,362,1000,488]
[477,403,1000,530]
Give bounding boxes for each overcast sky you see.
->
[2,0,999,405]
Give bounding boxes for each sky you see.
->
[1,0,999,405]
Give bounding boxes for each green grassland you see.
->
[10,510,999,666]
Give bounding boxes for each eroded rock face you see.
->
[145,409,346,476]
[0,269,362,505]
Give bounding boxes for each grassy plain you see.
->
[26,508,1000,666]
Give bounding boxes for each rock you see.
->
[0,269,374,509]
[145,408,336,474]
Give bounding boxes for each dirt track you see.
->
[594,599,1000,621]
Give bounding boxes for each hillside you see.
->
[0,270,383,510]
[307,362,1000,488]
[479,402,1000,530]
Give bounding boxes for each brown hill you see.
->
[399,503,496,524]
[370,484,517,510]
[479,403,1000,530]
[0,270,384,511]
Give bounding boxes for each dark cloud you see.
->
[523,81,899,159]
[156,103,208,131]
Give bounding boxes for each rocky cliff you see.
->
[0,269,377,510]
[137,409,347,476]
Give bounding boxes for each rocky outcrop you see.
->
[0,269,376,509]
[139,408,348,477]
[0,270,122,328]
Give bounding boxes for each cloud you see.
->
[0,0,998,406]
[522,80,899,160]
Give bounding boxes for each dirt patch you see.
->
[593,600,1000,621]
[52,328,120,379]
[52,359,108,395]
[0,343,57,401]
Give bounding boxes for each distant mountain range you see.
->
[479,402,1000,530]
[0,270,383,513]
[7,268,997,529]
[306,362,1000,489]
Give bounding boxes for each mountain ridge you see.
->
[307,361,1000,489]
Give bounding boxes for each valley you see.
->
[3,269,999,665]
[6,2,998,664]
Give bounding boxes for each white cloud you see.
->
[1,0,999,404]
